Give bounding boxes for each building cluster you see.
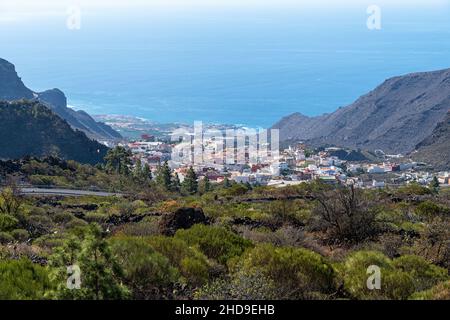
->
[126,138,172,167]
[124,137,450,189]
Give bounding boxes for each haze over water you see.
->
[1,1,450,127]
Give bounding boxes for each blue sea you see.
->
[1,4,450,127]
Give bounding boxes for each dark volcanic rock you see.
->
[159,207,208,236]
[273,68,450,154]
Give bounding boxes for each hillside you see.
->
[273,68,450,154]
[0,58,121,141]
[413,112,450,171]
[0,100,108,164]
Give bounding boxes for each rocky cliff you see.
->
[273,68,450,154]
[0,58,121,141]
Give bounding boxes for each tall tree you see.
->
[156,161,172,191]
[223,176,231,189]
[182,167,198,195]
[430,176,440,194]
[48,224,129,300]
[0,187,22,216]
[142,163,152,182]
[199,176,212,194]
[170,173,181,192]
[104,146,132,175]
[132,158,143,181]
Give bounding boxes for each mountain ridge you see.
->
[413,111,450,171]
[0,100,108,164]
[273,68,450,154]
[0,58,122,141]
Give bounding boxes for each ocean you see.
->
[1,5,450,127]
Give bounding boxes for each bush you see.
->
[23,214,53,237]
[175,225,253,265]
[396,183,432,196]
[147,236,212,286]
[415,201,449,218]
[392,255,448,291]
[0,258,52,299]
[115,217,161,237]
[52,212,74,224]
[110,236,180,299]
[84,212,108,224]
[225,184,249,197]
[337,251,449,300]
[410,280,450,300]
[0,214,18,232]
[337,251,411,300]
[195,269,278,300]
[310,185,382,243]
[11,229,30,242]
[0,232,14,244]
[64,218,88,230]
[233,244,335,299]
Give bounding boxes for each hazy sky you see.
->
[1,0,448,19]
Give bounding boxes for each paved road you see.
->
[20,188,123,197]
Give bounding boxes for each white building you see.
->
[368,165,385,174]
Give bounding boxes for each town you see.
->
[122,132,450,190]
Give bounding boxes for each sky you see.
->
[1,0,450,126]
[1,0,448,16]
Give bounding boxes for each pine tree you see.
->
[48,224,129,300]
[133,158,143,181]
[199,176,212,194]
[182,167,198,195]
[104,146,132,175]
[223,176,231,189]
[142,163,152,182]
[156,161,172,191]
[170,173,181,192]
[430,176,440,194]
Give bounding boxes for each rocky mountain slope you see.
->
[0,100,108,164]
[273,68,450,154]
[0,58,121,141]
[413,112,450,171]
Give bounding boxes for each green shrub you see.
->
[337,251,448,300]
[225,184,249,197]
[0,232,14,244]
[147,236,212,286]
[115,216,161,237]
[52,212,74,224]
[64,218,88,230]
[110,236,180,299]
[0,258,52,299]
[195,269,278,300]
[415,201,449,218]
[338,251,409,300]
[233,244,335,299]
[396,183,432,196]
[0,214,18,232]
[24,214,53,237]
[175,225,253,265]
[84,212,108,223]
[410,280,450,300]
[392,255,448,291]
[11,229,30,242]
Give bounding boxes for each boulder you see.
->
[159,207,208,236]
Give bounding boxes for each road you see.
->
[19,188,123,197]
